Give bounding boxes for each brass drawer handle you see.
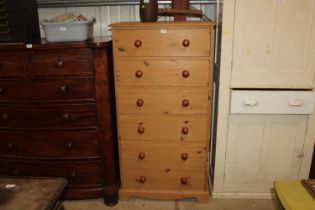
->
[135,70,143,78]
[65,142,73,150]
[62,113,70,121]
[7,142,14,150]
[134,40,142,48]
[138,152,145,160]
[12,171,20,176]
[136,176,146,183]
[69,171,76,179]
[181,177,189,185]
[136,99,144,107]
[181,153,188,161]
[182,70,190,78]
[182,99,190,107]
[1,112,9,121]
[58,85,67,94]
[182,39,190,47]
[0,87,6,95]
[137,126,145,134]
[55,60,64,69]
[181,127,189,135]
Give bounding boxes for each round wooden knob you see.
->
[135,70,143,78]
[1,113,9,121]
[136,176,146,183]
[181,127,189,135]
[181,177,189,185]
[181,153,188,161]
[62,113,70,120]
[182,70,190,78]
[65,142,73,150]
[182,39,190,47]
[138,152,145,160]
[182,99,190,107]
[136,99,144,107]
[134,40,142,48]
[58,85,67,94]
[137,126,145,134]
[55,60,64,69]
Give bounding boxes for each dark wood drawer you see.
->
[30,50,93,78]
[0,159,103,187]
[0,52,26,79]
[0,130,100,159]
[0,104,97,129]
[0,78,95,101]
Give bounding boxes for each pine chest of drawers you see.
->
[0,38,119,205]
[112,22,215,202]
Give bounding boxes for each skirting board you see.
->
[119,189,209,203]
[211,192,275,199]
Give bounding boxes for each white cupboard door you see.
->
[231,0,315,88]
[224,115,307,192]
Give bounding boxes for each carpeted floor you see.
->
[63,197,282,210]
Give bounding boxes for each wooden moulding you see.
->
[119,188,209,203]
[301,179,315,199]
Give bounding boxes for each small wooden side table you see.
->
[0,177,67,210]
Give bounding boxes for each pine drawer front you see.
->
[30,50,92,78]
[112,22,214,202]
[0,53,26,79]
[0,131,100,159]
[121,167,206,191]
[113,28,211,57]
[120,141,207,168]
[0,159,103,187]
[0,78,95,102]
[115,58,210,87]
[117,88,209,115]
[119,115,209,142]
[0,104,97,129]
[231,90,315,114]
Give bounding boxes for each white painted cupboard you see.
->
[213,0,315,198]
[224,114,307,192]
[231,0,315,88]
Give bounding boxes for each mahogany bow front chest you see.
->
[0,38,119,205]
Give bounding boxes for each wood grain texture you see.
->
[119,115,208,141]
[121,167,206,191]
[0,39,119,205]
[115,58,211,87]
[112,28,211,57]
[117,87,209,115]
[112,21,214,202]
[120,141,207,168]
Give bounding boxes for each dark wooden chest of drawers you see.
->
[0,38,119,205]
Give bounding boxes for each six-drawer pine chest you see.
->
[111,21,215,202]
